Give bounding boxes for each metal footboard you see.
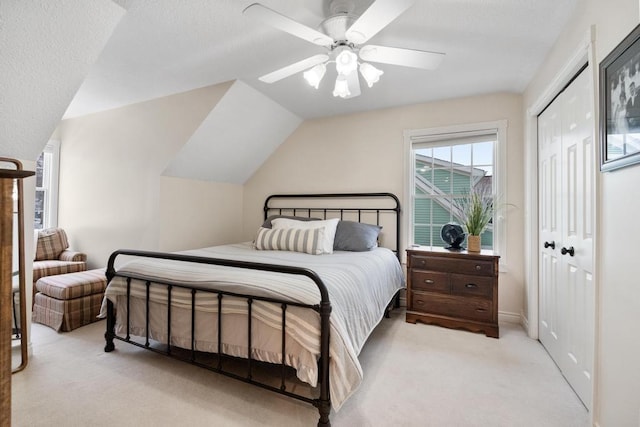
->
[104,250,332,426]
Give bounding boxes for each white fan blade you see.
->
[259,54,329,84]
[359,45,445,70]
[345,70,361,99]
[345,0,415,44]
[243,3,334,46]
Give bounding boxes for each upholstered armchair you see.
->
[32,228,87,297]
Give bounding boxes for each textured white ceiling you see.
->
[64,0,579,120]
[0,0,125,160]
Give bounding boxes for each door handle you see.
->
[561,246,575,257]
[544,241,556,249]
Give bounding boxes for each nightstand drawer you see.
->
[410,270,449,293]
[450,274,493,298]
[410,292,492,322]
[410,255,495,277]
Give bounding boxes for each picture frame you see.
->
[599,23,640,172]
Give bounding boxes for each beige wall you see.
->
[523,0,640,425]
[56,85,527,321]
[57,82,241,268]
[159,176,243,252]
[243,93,525,320]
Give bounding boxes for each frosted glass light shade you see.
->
[332,75,351,98]
[303,63,327,89]
[359,62,384,88]
[335,50,358,76]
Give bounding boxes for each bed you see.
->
[101,193,404,426]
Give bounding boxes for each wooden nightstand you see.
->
[405,247,500,338]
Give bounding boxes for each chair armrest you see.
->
[58,250,87,262]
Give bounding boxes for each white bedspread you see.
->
[100,242,405,410]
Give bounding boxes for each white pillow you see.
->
[271,217,339,254]
[255,227,325,255]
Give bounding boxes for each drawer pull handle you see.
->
[416,300,424,305]
[465,283,477,288]
[419,260,426,265]
[476,308,487,312]
[424,279,435,284]
[475,265,482,271]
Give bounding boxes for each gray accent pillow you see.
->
[262,215,320,229]
[333,221,382,252]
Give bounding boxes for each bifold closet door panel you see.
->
[537,67,595,410]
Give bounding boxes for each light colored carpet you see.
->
[12,310,589,426]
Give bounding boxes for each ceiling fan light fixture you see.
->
[332,74,351,98]
[247,1,445,100]
[359,62,384,88]
[335,49,358,76]
[303,63,327,89]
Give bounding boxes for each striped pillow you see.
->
[255,226,325,255]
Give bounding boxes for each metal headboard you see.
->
[263,192,401,260]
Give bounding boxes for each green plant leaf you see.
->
[453,186,494,236]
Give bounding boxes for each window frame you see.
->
[403,120,508,266]
[35,140,60,230]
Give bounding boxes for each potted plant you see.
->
[456,186,493,252]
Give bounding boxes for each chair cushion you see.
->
[32,261,87,284]
[36,269,106,300]
[35,228,69,261]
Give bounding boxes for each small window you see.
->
[34,140,60,230]
[413,139,495,249]
[404,121,507,258]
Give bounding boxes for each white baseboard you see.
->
[498,310,521,324]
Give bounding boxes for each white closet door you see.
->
[538,94,563,362]
[538,68,594,409]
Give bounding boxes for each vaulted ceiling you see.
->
[64,0,580,120]
[2,0,580,178]
[163,80,302,183]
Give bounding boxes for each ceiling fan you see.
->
[243,0,445,99]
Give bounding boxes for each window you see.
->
[404,121,507,258]
[34,140,60,230]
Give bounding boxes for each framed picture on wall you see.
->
[600,23,640,172]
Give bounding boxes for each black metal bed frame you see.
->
[104,192,401,427]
